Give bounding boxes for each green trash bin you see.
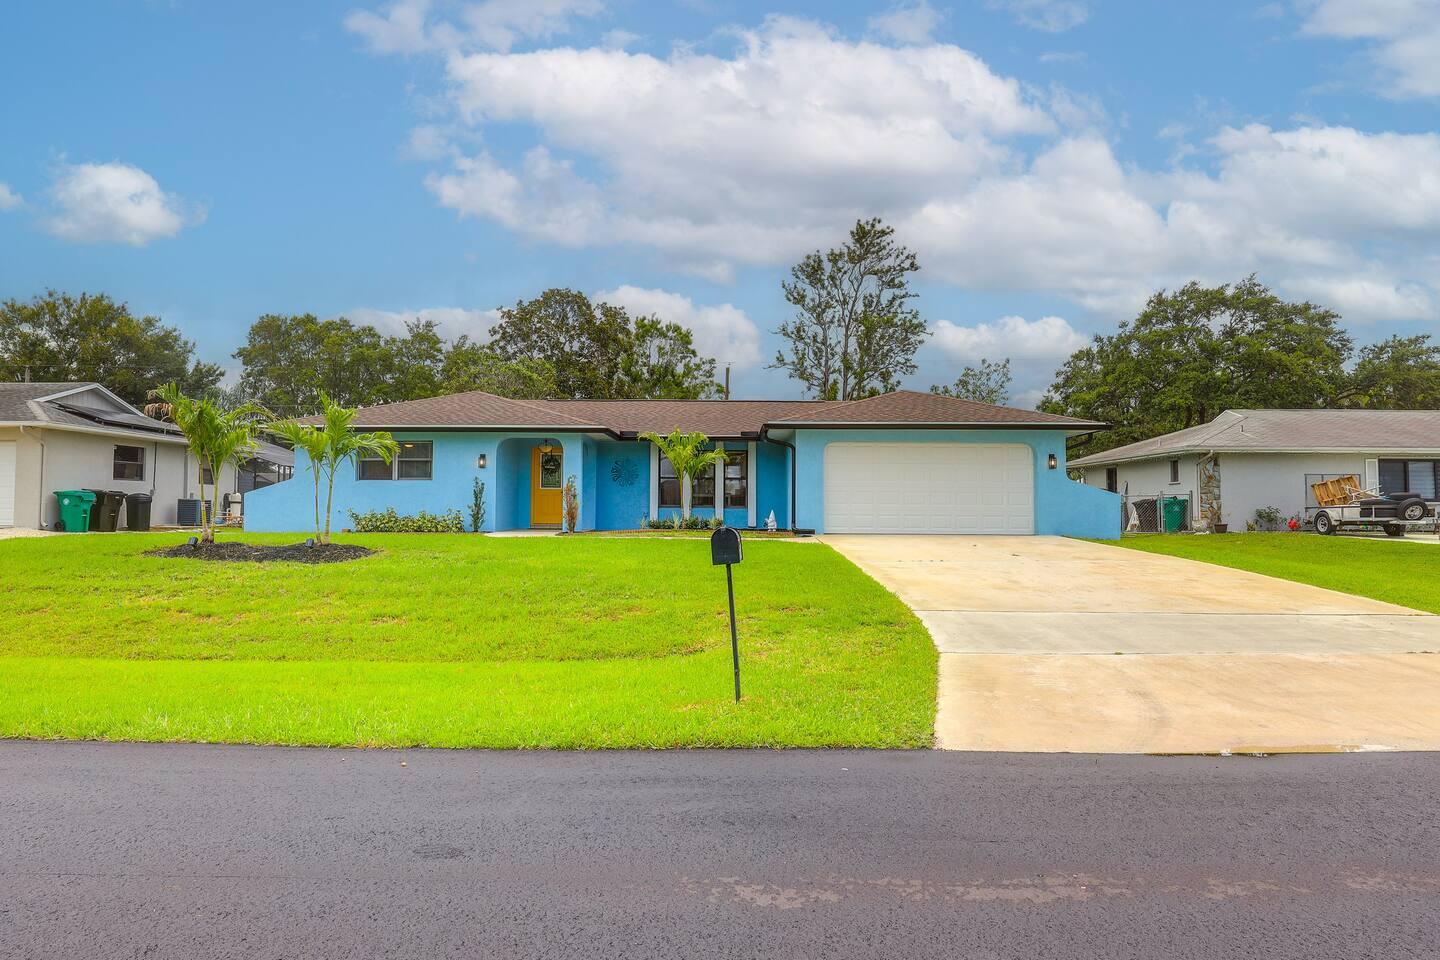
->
[1162,496,1188,533]
[54,490,96,532]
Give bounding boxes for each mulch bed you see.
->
[146,541,375,564]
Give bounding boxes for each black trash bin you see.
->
[125,493,153,531]
[84,489,124,532]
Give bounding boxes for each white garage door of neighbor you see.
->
[0,441,15,528]
[823,442,1034,534]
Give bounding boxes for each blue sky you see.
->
[2,0,1438,403]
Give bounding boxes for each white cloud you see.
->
[431,17,1049,264]
[1300,0,1440,99]
[349,305,500,340]
[0,183,21,211]
[462,0,604,52]
[987,0,1091,32]
[868,1,944,44]
[344,0,445,53]
[359,9,1440,324]
[596,285,762,367]
[45,161,199,246]
[932,314,1088,363]
[345,0,603,54]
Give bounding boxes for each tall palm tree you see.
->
[640,430,727,523]
[268,418,329,542]
[146,383,267,543]
[312,393,398,544]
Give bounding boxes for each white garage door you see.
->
[0,441,15,528]
[823,442,1034,534]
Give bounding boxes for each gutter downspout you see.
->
[20,426,46,529]
[760,428,809,534]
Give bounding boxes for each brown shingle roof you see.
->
[767,390,1107,428]
[541,399,829,437]
[316,388,1106,435]
[299,391,611,431]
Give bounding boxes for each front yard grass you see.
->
[0,533,936,749]
[1113,532,1440,613]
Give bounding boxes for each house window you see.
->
[1168,459,1180,484]
[201,463,215,485]
[359,441,433,480]
[1104,467,1118,493]
[113,445,145,481]
[724,450,748,509]
[397,441,433,480]
[658,456,681,508]
[692,460,716,508]
[1379,459,1438,499]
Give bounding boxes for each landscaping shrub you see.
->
[645,514,722,530]
[347,507,466,533]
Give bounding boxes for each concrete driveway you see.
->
[823,536,1440,754]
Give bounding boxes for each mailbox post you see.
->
[710,526,744,703]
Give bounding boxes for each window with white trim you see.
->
[657,456,681,508]
[1168,459,1180,484]
[359,441,432,480]
[723,450,748,508]
[113,445,145,481]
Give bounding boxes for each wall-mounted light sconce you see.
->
[1047,453,1058,470]
[476,454,487,469]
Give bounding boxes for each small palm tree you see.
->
[268,418,329,541]
[146,383,268,543]
[313,393,398,544]
[640,430,726,523]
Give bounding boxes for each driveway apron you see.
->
[822,535,1440,753]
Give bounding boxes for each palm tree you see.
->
[312,393,398,544]
[268,418,329,542]
[146,383,268,543]
[640,430,727,524]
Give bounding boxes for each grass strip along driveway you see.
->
[0,534,935,749]
[1114,533,1440,614]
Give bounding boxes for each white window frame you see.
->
[358,440,433,481]
[113,444,145,482]
[1168,458,1180,484]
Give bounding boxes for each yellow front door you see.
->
[531,446,563,527]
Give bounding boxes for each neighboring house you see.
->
[1071,409,1440,531]
[244,389,1119,537]
[0,382,293,530]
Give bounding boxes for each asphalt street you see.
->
[1,742,1437,960]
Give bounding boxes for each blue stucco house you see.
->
[244,389,1119,538]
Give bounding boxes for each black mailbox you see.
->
[710,526,742,566]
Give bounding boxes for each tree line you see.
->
[5,220,1440,446]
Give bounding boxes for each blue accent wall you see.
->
[596,441,650,529]
[791,428,1120,539]
[756,438,790,529]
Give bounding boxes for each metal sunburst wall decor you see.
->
[610,457,639,487]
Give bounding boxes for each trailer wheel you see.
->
[1314,511,1336,535]
[1385,524,1407,537]
[1398,497,1428,522]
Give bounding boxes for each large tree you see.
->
[932,358,1012,405]
[0,290,222,404]
[1339,334,1440,409]
[233,314,448,414]
[1042,277,1353,454]
[772,218,928,400]
[488,288,718,399]
[441,337,558,399]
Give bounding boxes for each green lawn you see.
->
[1113,533,1440,613]
[0,533,936,749]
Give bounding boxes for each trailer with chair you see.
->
[1308,475,1435,536]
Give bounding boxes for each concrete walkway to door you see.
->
[823,536,1440,754]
